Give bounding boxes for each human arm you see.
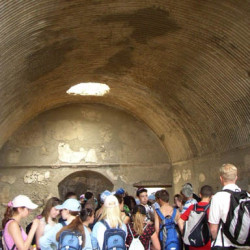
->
[8,219,39,250]
[210,223,219,240]
[151,231,161,250]
[177,205,192,235]
[177,218,185,235]
[123,215,130,225]
[36,219,45,248]
[154,210,160,234]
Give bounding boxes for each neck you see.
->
[83,221,89,227]
[12,214,21,224]
[223,181,236,186]
[201,197,210,203]
[67,215,76,224]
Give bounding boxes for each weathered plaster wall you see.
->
[0,104,171,225]
[0,164,171,227]
[0,104,169,166]
[172,146,250,196]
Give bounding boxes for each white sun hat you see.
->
[12,195,38,209]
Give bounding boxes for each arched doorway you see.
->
[58,170,114,200]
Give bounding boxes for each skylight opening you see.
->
[66,82,110,96]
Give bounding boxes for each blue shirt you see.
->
[39,222,92,250]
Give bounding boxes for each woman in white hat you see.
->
[2,195,40,250]
[39,198,81,249]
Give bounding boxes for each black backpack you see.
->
[220,190,250,246]
[183,204,210,247]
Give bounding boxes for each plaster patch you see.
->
[24,170,50,185]
[85,149,97,163]
[0,176,16,184]
[44,171,50,179]
[120,175,128,184]
[199,173,206,183]
[182,169,191,181]
[58,143,87,163]
[106,169,118,181]
[100,125,112,142]
[173,169,181,184]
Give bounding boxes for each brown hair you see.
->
[155,189,169,202]
[114,194,124,204]
[56,208,94,246]
[2,207,21,228]
[41,197,62,223]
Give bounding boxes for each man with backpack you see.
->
[154,189,181,250]
[209,163,250,249]
[178,185,213,250]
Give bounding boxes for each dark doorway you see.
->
[58,170,114,200]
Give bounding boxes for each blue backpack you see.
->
[101,220,126,250]
[58,230,82,250]
[156,207,180,250]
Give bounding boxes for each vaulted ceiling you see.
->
[1,0,249,163]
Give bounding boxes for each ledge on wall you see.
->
[133,181,172,188]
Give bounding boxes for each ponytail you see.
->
[56,208,94,246]
[2,206,17,228]
[133,212,145,235]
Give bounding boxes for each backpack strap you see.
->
[60,220,67,227]
[155,208,165,221]
[101,219,111,229]
[128,224,135,239]
[171,207,177,220]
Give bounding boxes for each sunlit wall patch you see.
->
[66,82,110,96]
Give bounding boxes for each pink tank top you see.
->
[3,219,28,250]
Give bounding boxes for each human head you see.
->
[100,190,111,203]
[200,185,213,198]
[100,195,122,228]
[124,195,136,211]
[2,195,38,228]
[174,194,183,208]
[56,198,81,220]
[132,205,147,235]
[64,191,77,200]
[116,188,125,196]
[219,163,237,184]
[155,189,169,205]
[136,188,148,205]
[114,194,124,210]
[41,197,62,223]
[85,191,94,200]
[181,183,193,198]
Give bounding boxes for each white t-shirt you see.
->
[208,183,241,247]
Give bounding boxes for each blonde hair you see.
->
[133,212,146,235]
[220,163,237,182]
[100,205,122,228]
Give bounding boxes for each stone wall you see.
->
[172,146,250,196]
[0,104,171,225]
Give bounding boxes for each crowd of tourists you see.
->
[1,163,249,250]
